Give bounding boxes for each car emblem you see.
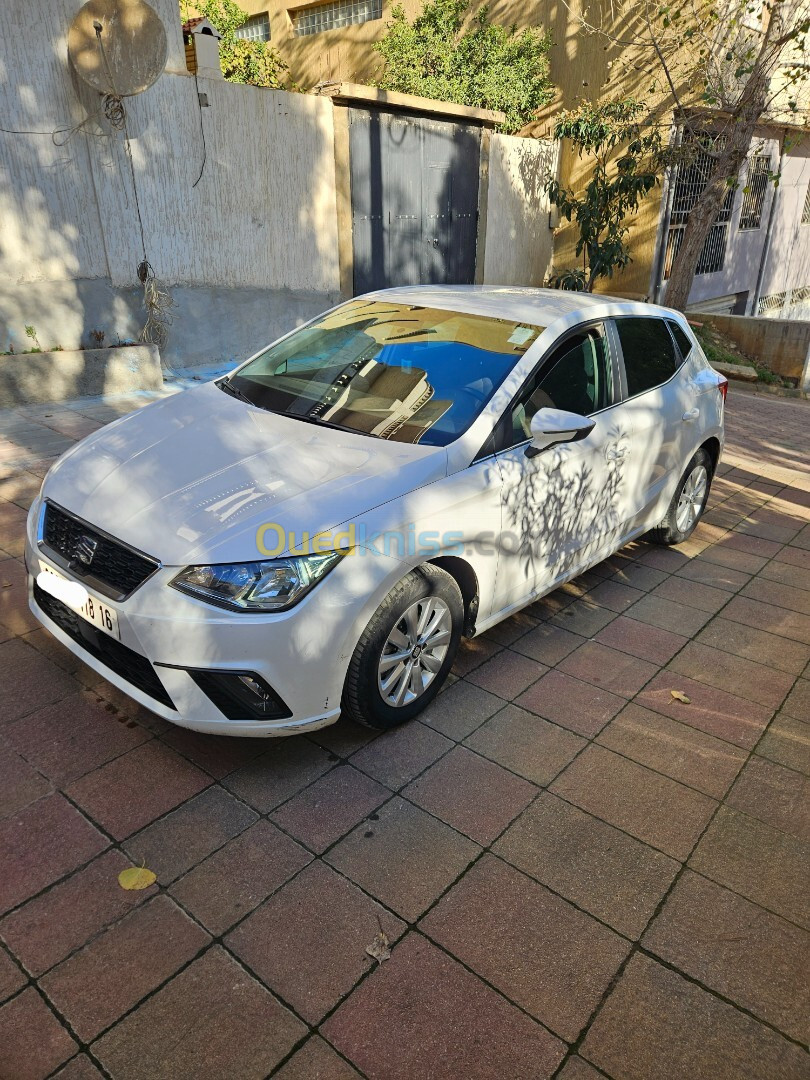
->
[74,534,98,566]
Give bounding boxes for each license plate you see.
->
[38,564,120,640]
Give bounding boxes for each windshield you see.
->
[223,299,545,446]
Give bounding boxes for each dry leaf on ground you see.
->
[670,690,691,704]
[118,865,157,891]
[365,930,391,964]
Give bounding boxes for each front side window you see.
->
[224,299,544,446]
[615,317,680,397]
[505,328,610,449]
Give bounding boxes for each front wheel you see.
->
[342,564,464,730]
[646,448,713,546]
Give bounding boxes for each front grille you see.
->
[34,582,175,710]
[43,502,158,600]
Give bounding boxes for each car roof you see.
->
[364,285,679,329]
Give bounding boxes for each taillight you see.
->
[717,375,728,402]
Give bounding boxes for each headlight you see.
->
[170,551,343,612]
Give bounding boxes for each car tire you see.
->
[646,447,713,546]
[342,564,464,730]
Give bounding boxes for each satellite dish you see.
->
[68,0,168,97]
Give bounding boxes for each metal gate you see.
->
[349,108,481,293]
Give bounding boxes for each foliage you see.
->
[374,0,553,133]
[547,267,587,291]
[180,0,289,89]
[546,100,668,292]
[24,325,40,350]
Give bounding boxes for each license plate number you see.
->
[39,565,120,640]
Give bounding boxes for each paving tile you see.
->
[714,531,783,559]
[725,755,810,841]
[349,721,452,790]
[557,1058,605,1080]
[66,740,210,840]
[403,746,535,844]
[0,948,26,1003]
[742,577,810,618]
[783,677,809,723]
[273,1037,361,1080]
[227,861,406,1023]
[635,545,692,572]
[690,806,809,928]
[557,641,659,698]
[675,558,752,592]
[511,622,586,665]
[735,516,801,545]
[306,717,378,757]
[643,870,810,1043]
[0,638,79,723]
[5,691,149,786]
[667,641,794,710]
[452,634,502,676]
[623,593,713,636]
[549,597,617,637]
[159,727,267,779]
[22,627,88,675]
[125,786,258,883]
[585,579,645,612]
[326,797,479,922]
[0,794,107,916]
[651,576,731,614]
[700,541,769,575]
[722,594,810,645]
[270,764,389,853]
[0,744,50,819]
[52,1054,105,1079]
[419,679,504,740]
[40,895,209,1041]
[597,703,747,799]
[222,737,333,812]
[609,561,669,592]
[593,614,687,665]
[465,648,546,700]
[465,703,585,786]
[0,849,157,977]
[581,953,808,1080]
[494,792,678,939]
[550,745,717,860]
[516,669,625,737]
[422,855,630,1041]
[482,610,538,646]
[758,559,810,590]
[635,671,772,749]
[93,946,306,1080]
[323,934,566,1080]
[0,557,40,635]
[0,500,29,556]
[0,986,77,1080]
[170,819,311,935]
[775,544,810,569]
[757,713,810,775]
[694,617,810,675]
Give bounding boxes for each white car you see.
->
[26,287,726,736]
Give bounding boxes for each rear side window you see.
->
[668,320,694,360]
[615,317,680,397]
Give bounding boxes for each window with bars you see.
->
[664,138,734,277]
[803,184,810,225]
[235,12,271,41]
[291,0,382,36]
[738,156,770,230]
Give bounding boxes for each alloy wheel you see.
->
[377,596,452,707]
[676,463,708,533]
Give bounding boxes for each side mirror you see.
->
[526,407,595,457]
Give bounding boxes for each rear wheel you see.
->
[342,565,463,730]
[647,448,712,546]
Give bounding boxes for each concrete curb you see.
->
[0,344,163,408]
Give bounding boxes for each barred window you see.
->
[664,136,734,278]
[292,0,383,36]
[235,13,271,41]
[802,184,810,225]
[738,156,770,230]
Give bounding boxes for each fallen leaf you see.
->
[365,930,391,964]
[670,690,691,704]
[118,865,157,891]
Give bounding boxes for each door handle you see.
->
[605,443,628,462]
[682,408,700,421]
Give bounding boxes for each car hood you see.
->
[43,381,447,565]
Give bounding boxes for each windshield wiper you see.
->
[292,412,381,438]
[218,379,255,406]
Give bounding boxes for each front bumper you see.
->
[26,506,399,737]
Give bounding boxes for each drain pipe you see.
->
[751,129,785,317]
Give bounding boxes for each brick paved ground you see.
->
[0,387,808,1079]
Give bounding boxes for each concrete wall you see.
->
[0,0,341,367]
[482,133,556,287]
[698,312,810,391]
[755,138,810,316]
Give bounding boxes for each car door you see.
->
[490,322,632,613]
[609,316,697,529]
